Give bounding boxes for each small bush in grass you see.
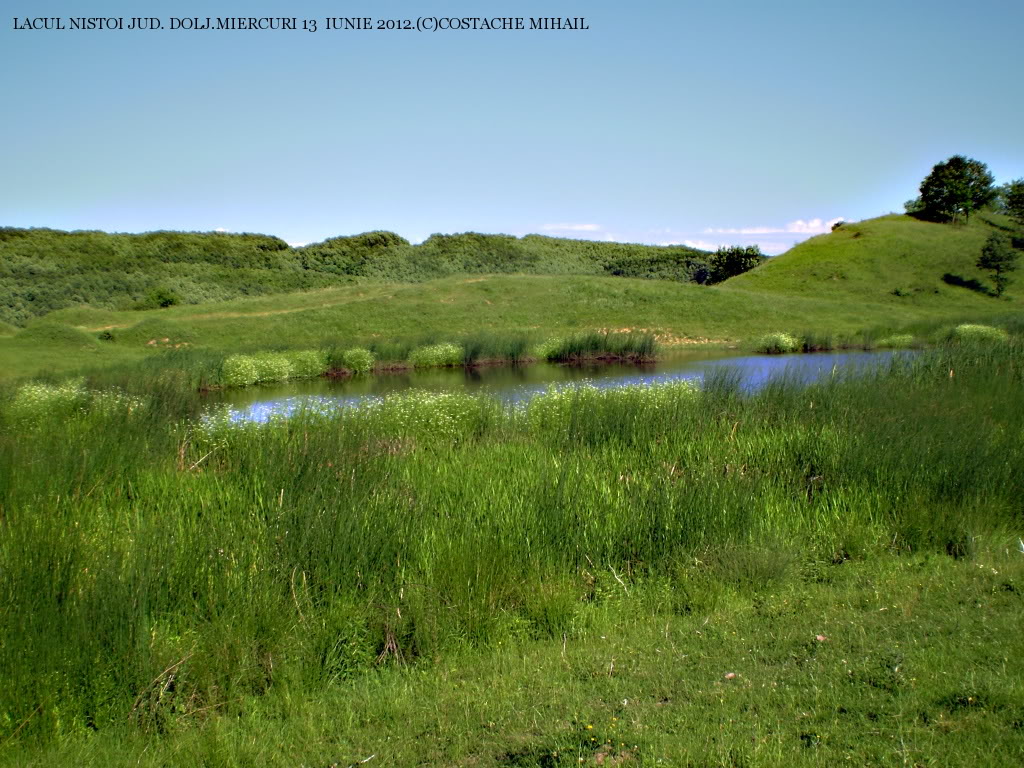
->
[7,378,145,427]
[222,354,259,387]
[252,352,293,383]
[352,390,500,442]
[9,378,89,423]
[948,324,1008,344]
[286,349,329,379]
[409,342,463,368]
[341,347,375,374]
[876,334,915,349]
[754,332,800,354]
[530,337,563,361]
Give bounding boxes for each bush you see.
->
[409,343,464,368]
[222,354,259,387]
[341,347,375,374]
[286,349,329,379]
[252,352,293,383]
[947,324,1008,344]
[7,378,145,427]
[142,287,182,309]
[753,332,800,354]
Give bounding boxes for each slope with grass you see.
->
[724,213,1022,307]
[0,273,1007,381]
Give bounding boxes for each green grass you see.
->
[1,338,1022,764]
[7,549,1021,767]
[3,272,1018,381]
[3,212,1022,381]
[725,213,1024,308]
[3,214,1024,764]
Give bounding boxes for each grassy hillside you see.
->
[4,272,1017,381]
[725,213,1022,308]
[3,214,1023,381]
[0,227,710,326]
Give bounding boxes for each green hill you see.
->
[724,213,1022,309]
[2,213,1023,380]
[0,227,710,326]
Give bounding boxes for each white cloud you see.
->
[680,239,727,251]
[287,242,307,248]
[541,223,602,232]
[703,217,845,236]
[214,227,228,232]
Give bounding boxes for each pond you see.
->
[213,348,910,424]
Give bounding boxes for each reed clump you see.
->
[535,331,657,362]
[753,331,801,354]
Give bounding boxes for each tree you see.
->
[918,155,995,223]
[1004,178,1024,225]
[976,233,1020,297]
[707,245,766,284]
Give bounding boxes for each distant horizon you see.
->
[3,217,862,255]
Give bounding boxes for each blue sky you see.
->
[2,0,1022,254]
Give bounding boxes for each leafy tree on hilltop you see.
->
[1004,179,1024,225]
[917,155,995,223]
[976,233,1020,297]
[707,245,766,284]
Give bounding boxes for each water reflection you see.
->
[214,349,907,424]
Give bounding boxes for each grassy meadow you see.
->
[2,213,1024,765]
[1,334,1023,765]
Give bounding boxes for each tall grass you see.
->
[1,337,1022,748]
[537,331,657,362]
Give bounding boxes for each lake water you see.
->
[212,348,908,424]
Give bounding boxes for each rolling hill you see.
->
[724,213,1020,310]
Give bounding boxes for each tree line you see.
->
[0,228,765,326]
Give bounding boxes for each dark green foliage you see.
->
[0,228,712,326]
[141,286,182,309]
[904,197,925,214]
[976,233,1020,297]
[707,245,766,284]
[917,155,995,223]
[0,227,325,326]
[1004,178,1024,225]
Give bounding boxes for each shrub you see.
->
[754,332,800,354]
[408,342,464,368]
[252,352,293,383]
[222,355,259,387]
[361,390,498,441]
[948,324,1008,344]
[341,347,375,374]
[142,287,182,309]
[7,378,144,427]
[286,349,329,379]
[8,379,89,423]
